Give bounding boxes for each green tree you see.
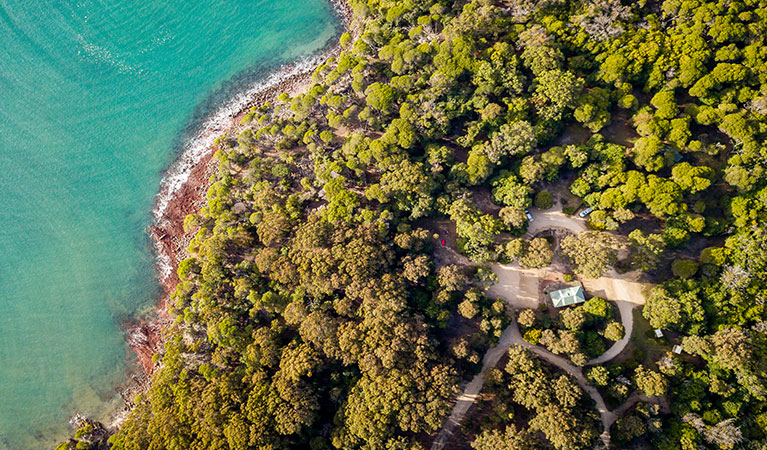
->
[634,365,668,396]
[651,90,679,119]
[574,87,612,131]
[534,191,554,209]
[518,309,537,328]
[519,238,554,269]
[492,174,532,209]
[471,425,537,450]
[632,136,665,172]
[533,70,584,121]
[586,366,610,386]
[628,229,666,271]
[582,297,612,321]
[485,121,537,162]
[671,259,698,279]
[467,147,493,185]
[560,307,586,331]
[603,321,625,342]
[670,162,714,193]
[560,231,620,278]
[365,82,396,113]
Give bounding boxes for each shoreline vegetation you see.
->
[110,0,354,434]
[61,0,767,449]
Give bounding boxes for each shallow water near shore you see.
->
[0,1,339,448]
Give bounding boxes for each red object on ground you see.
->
[441,240,446,246]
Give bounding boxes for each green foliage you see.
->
[499,346,601,449]
[504,238,553,269]
[492,174,531,209]
[611,413,646,445]
[449,198,502,262]
[533,70,584,122]
[586,366,610,387]
[561,231,620,278]
[518,309,537,328]
[523,329,542,345]
[651,91,678,120]
[534,190,553,210]
[634,365,668,397]
[603,321,625,342]
[628,230,665,271]
[641,282,705,331]
[471,424,537,450]
[574,87,612,131]
[671,259,699,279]
[582,297,612,321]
[90,2,767,449]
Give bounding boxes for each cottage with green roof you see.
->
[550,285,586,308]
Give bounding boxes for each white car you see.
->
[525,209,534,222]
[579,207,593,218]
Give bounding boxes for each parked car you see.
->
[525,209,534,222]
[578,207,593,218]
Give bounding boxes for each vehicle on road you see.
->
[579,207,593,218]
[525,209,534,222]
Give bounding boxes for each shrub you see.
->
[177,258,200,281]
[583,331,606,357]
[612,414,646,444]
[518,309,537,328]
[608,383,630,402]
[458,299,479,319]
[671,259,699,279]
[604,321,626,341]
[586,366,610,386]
[583,297,612,321]
[534,190,554,209]
[634,365,669,396]
[523,329,542,345]
[663,227,690,248]
[700,247,726,265]
[618,94,638,109]
[560,307,587,330]
[571,352,588,366]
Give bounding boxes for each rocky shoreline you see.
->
[104,0,354,434]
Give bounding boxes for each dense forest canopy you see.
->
[62,0,767,449]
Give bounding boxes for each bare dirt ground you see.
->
[582,270,647,365]
[525,207,588,237]
[485,265,541,309]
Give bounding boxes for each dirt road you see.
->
[431,209,648,449]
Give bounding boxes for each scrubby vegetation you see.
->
[79,0,767,449]
[519,297,623,366]
[470,345,601,450]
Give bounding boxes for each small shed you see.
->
[673,345,682,354]
[550,286,586,308]
[655,329,664,338]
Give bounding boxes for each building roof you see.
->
[655,329,664,338]
[551,286,586,308]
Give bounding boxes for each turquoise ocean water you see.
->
[0,1,339,448]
